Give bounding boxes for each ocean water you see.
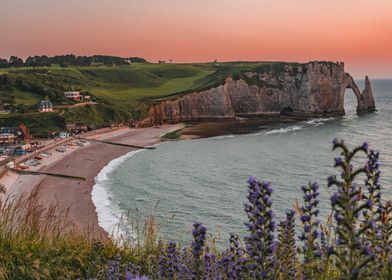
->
[93,79,392,247]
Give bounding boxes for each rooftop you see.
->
[38,99,53,108]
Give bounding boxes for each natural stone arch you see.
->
[341,74,365,114]
[340,74,375,115]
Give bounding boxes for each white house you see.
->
[59,132,71,139]
[0,133,16,144]
[38,99,53,112]
[64,91,81,101]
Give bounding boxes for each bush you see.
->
[0,112,66,137]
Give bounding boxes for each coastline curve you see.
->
[92,149,145,241]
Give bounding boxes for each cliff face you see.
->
[147,62,375,125]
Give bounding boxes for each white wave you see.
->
[211,134,235,140]
[92,149,144,241]
[189,134,236,143]
[306,120,318,125]
[306,117,335,125]
[322,117,335,121]
[265,126,303,135]
[305,118,335,126]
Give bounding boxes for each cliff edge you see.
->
[147,61,376,125]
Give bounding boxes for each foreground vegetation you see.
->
[0,139,391,279]
[0,186,160,279]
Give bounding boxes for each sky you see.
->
[0,0,391,78]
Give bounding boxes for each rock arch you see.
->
[145,62,377,125]
[342,74,376,115]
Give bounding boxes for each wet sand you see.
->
[179,116,307,139]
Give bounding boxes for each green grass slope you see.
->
[1,64,214,103]
[0,61,303,136]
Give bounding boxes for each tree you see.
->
[0,58,8,68]
[17,104,28,113]
[8,56,24,67]
[25,55,51,67]
[128,57,147,63]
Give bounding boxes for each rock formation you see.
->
[147,62,376,125]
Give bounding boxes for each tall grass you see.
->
[0,185,161,279]
[0,140,391,279]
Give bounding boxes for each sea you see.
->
[92,79,392,248]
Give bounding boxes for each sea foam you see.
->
[265,125,303,135]
[91,149,144,241]
[305,117,335,126]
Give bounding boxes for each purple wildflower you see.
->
[330,192,340,205]
[327,175,336,187]
[299,181,322,275]
[191,222,207,279]
[244,177,276,279]
[329,140,380,278]
[334,157,343,167]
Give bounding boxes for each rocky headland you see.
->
[146,61,375,126]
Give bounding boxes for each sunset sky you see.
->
[1,0,391,77]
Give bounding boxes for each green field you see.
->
[0,61,300,136]
[1,63,216,103]
[1,61,296,102]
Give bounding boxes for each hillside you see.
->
[0,61,310,136]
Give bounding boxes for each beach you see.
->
[0,118,303,238]
[1,124,184,238]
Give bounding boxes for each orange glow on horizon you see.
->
[0,0,391,77]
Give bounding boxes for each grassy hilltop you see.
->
[0,61,296,136]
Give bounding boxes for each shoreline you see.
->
[1,115,334,240]
[177,115,311,140]
[2,124,185,239]
[92,149,145,240]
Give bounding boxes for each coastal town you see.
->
[0,91,91,156]
[0,88,108,194]
[0,121,183,237]
[0,67,184,228]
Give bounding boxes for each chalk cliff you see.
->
[147,62,375,125]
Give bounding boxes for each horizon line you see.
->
[1,53,390,79]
